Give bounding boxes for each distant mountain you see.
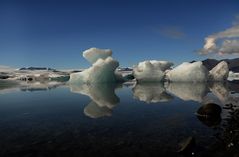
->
[19,67,56,71]
[202,58,239,72]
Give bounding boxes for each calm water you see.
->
[0,80,239,157]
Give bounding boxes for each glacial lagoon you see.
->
[0,80,239,156]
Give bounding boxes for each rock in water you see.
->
[166,61,208,82]
[197,103,222,116]
[208,61,229,81]
[196,103,222,127]
[133,60,173,82]
[83,47,112,64]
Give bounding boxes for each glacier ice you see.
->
[83,47,112,64]
[69,47,230,84]
[208,61,229,81]
[133,60,173,82]
[69,48,122,84]
[166,61,208,82]
[70,57,119,84]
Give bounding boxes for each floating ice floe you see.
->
[69,48,122,84]
[166,61,208,82]
[133,60,173,82]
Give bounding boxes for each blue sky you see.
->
[0,0,239,69]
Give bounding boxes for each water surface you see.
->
[0,80,239,157]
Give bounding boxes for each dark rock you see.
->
[196,103,222,127]
[197,103,222,116]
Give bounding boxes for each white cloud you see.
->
[199,16,239,55]
[219,39,239,55]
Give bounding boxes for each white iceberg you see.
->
[83,47,112,64]
[166,61,208,82]
[208,61,229,81]
[70,57,119,83]
[228,71,239,81]
[133,60,173,82]
[69,48,122,84]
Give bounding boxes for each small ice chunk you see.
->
[166,61,208,82]
[83,48,112,64]
[208,61,229,81]
[133,60,173,82]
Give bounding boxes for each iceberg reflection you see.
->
[165,82,209,102]
[132,83,173,103]
[69,83,120,118]
[0,80,65,94]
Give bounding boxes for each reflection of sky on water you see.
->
[0,80,239,156]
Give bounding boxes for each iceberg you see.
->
[70,57,119,83]
[82,47,112,64]
[208,61,229,81]
[166,61,208,82]
[69,48,122,84]
[133,60,173,82]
